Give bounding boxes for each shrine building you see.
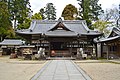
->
[16,18,102,58]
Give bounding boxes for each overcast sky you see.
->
[29,0,120,19]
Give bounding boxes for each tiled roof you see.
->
[0,39,24,45]
[16,19,102,36]
[95,27,120,43]
[96,36,119,43]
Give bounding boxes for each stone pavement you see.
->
[31,60,92,80]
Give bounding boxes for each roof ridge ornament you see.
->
[58,17,63,23]
[30,29,33,32]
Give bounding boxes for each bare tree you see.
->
[99,6,119,27]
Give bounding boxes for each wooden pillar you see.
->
[43,40,44,47]
[83,41,85,53]
[39,40,41,47]
[94,43,97,58]
[36,40,39,52]
[117,43,119,55]
[49,42,51,57]
[107,44,109,60]
[78,40,79,48]
[97,43,102,58]
[40,34,41,47]
[101,43,103,57]
[70,42,73,57]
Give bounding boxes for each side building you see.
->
[95,27,120,59]
[16,18,102,58]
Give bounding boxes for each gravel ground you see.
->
[1,56,120,80]
[75,60,120,80]
[0,56,47,80]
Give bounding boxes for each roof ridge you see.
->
[81,21,90,31]
[32,19,86,23]
[29,21,37,31]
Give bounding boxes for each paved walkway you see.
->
[31,60,92,80]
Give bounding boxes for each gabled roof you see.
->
[45,30,77,37]
[95,36,120,43]
[95,27,120,43]
[48,20,71,31]
[108,27,120,38]
[0,39,24,45]
[45,19,78,37]
[16,18,102,36]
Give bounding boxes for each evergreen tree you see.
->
[17,18,31,29]
[90,0,104,20]
[8,0,31,29]
[45,3,56,20]
[39,8,46,20]
[62,4,78,20]
[0,1,15,41]
[17,13,42,29]
[77,0,103,29]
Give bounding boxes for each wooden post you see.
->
[94,43,97,59]
[49,42,51,57]
[40,35,41,47]
[83,41,84,53]
[43,40,44,47]
[70,42,72,57]
[107,44,109,60]
[101,43,103,57]
[78,40,79,48]
[37,40,39,52]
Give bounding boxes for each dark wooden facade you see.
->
[30,35,95,57]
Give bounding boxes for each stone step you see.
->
[46,57,76,60]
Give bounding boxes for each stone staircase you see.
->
[46,57,76,60]
[54,50,70,57]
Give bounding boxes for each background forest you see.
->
[0,0,120,41]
